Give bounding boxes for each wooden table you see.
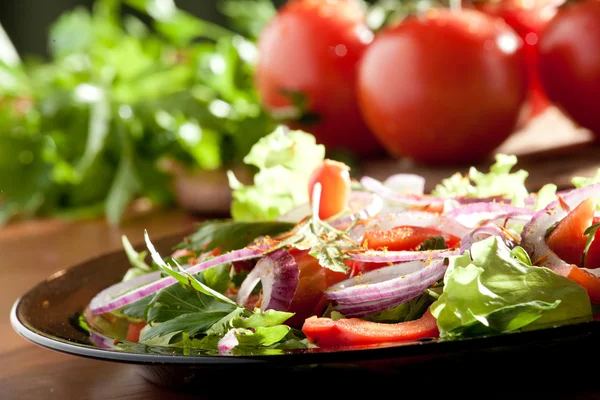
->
[0,209,203,400]
[2,108,600,399]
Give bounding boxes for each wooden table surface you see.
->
[2,108,600,399]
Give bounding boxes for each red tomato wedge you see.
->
[285,249,349,328]
[585,217,600,269]
[362,226,461,252]
[546,198,595,266]
[554,264,600,304]
[126,321,146,343]
[302,308,439,347]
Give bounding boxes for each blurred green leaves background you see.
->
[0,0,287,225]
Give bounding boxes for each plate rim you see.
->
[10,232,600,367]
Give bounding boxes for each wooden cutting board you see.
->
[360,106,600,193]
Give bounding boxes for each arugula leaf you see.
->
[431,236,592,338]
[228,127,325,221]
[120,296,152,320]
[432,154,530,206]
[146,281,233,324]
[233,308,295,329]
[140,308,242,341]
[234,325,292,348]
[176,219,295,253]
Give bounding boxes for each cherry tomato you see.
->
[537,0,600,137]
[357,9,529,165]
[477,0,563,120]
[286,249,349,328]
[255,0,384,158]
[308,159,351,220]
[546,198,595,266]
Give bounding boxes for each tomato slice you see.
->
[125,321,146,343]
[584,217,600,269]
[302,308,439,347]
[546,198,595,266]
[362,226,460,252]
[554,264,600,304]
[285,249,349,328]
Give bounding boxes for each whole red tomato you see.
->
[537,0,600,137]
[255,0,384,158]
[357,9,529,165]
[478,0,563,120]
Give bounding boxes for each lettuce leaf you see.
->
[228,126,325,221]
[430,236,592,339]
[432,154,530,206]
[572,168,600,189]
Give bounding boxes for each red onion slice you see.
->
[382,174,426,195]
[235,249,299,312]
[90,246,266,315]
[360,176,440,207]
[521,183,600,269]
[445,202,534,228]
[347,248,459,263]
[326,259,446,304]
[218,328,239,353]
[460,223,520,254]
[333,287,428,318]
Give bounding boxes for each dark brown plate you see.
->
[10,233,600,393]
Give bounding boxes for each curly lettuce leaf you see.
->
[432,154,530,206]
[228,127,325,221]
[572,169,600,189]
[431,236,592,339]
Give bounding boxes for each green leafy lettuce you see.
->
[228,126,325,221]
[572,168,600,189]
[432,153,557,208]
[431,236,592,339]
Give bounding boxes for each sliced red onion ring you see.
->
[326,259,446,304]
[360,176,439,207]
[521,183,600,269]
[329,190,383,228]
[460,223,520,254]
[333,287,428,318]
[235,249,299,312]
[90,247,266,315]
[382,174,426,195]
[347,248,459,263]
[444,202,534,228]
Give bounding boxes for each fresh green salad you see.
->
[84,128,600,354]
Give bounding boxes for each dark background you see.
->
[0,0,286,57]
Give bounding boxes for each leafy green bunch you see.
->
[0,0,277,225]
